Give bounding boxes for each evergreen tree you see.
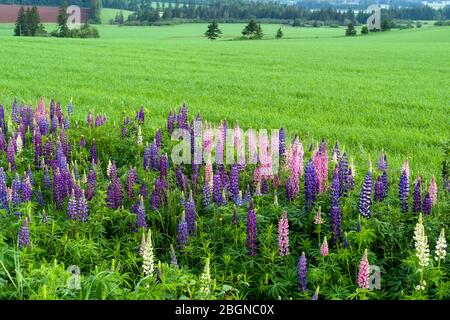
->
[361,25,369,34]
[276,27,283,39]
[14,6,27,36]
[204,21,222,40]
[57,1,70,37]
[28,6,41,36]
[242,20,263,39]
[345,22,357,36]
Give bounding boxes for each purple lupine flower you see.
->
[11,173,23,208]
[84,167,95,201]
[202,182,211,207]
[332,141,340,162]
[305,159,319,213]
[398,170,409,213]
[0,105,6,134]
[247,199,257,256]
[12,98,20,124]
[127,167,138,200]
[106,162,123,209]
[22,177,32,202]
[55,102,62,126]
[136,106,145,123]
[374,175,384,202]
[338,152,349,197]
[90,139,98,164]
[0,167,9,213]
[413,178,422,213]
[53,169,64,208]
[150,186,159,210]
[175,166,184,190]
[185,190,196,236]
[143,142,151,170]
[79,190,89,222]
[378,150,388,172]
[358,170,372,218]
[330,168,341,245]
[33,129,42,165]
[219,164,229,191]
[43,166,52,190]
[278,211,289,256]
[381,170,388,199]
[298,252,307,292]
[422,192,431,215]
[159,154,168,177]
[121,126,127,139]
[51,115,58,135]
[177,212,189,254]
[213,173,225,205]
[150,140,159,170]
[0,129,6,152]
[87,112,94,126]
[261,178,269,194]
[243,184,251,202]
[135,196,147,229]
[67,190,77,220]
[18,217,30,249]
[155,129,162,148]
[167,111,175,135]
[44,139,53,166]
[79,135,86,148]
[232,205,238,225]
[177,103,188,130]
[229,164,240,202]
[7,137,15,170]
[139,182,148,199]
[35,188,45,207]
[38,117,48,136]
[279,128,286,158]
[49,98,55,120]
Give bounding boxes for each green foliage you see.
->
[345,23,356,36]
[242,20,263,40]
[361,25,369,35]
[276,27,283,39]
[13,6,46,37]
[204,21,222,40]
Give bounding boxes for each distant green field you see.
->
[101,8,133,24]
[0,23,448,175]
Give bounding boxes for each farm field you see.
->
[0,22,449,301]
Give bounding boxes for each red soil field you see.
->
[0,4,89,23]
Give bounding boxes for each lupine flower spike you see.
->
[320,237,329,257]
[357,249,370,289]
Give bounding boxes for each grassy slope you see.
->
[101,8,133,24]
[0,23,448,176]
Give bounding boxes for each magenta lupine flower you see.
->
[374,175,384,202]
[298,252,307,291]
[313,140,328,193]
[7,137,15,170]
[167,111,175,135]
[185,190,196,236]
[213,172,224,205]
[289,135,304,198]
[232,205,239,225]
[305,159,319,213]
[0,129,6,152]
[18,217,30,249]
[229,164,240,202]
[358,169,372,218]
[429,176,437,206]
[127,167,138,200]
[135,196,147,229]
[177,212,189,254]
[399,170,409,213]
[278,211,289,256]
[423,192,431,215]
[413,177,422,213]
[358,249,370,289]
[247,199,257,256]
[320,237,329,257]
[90,139,98,164]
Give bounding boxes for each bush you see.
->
[416,21,422,28]
[361,25,369,34]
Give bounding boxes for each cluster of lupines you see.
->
[67,186,89,222]
[285,135,304,201]
[106,161,123,209]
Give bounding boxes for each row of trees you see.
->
[205,20,283,40]
[14,6,45,36]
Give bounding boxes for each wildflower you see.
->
[278,211,289,256]
[313,140,328,193]
[381,170,388,199]
[202,182,211,207]
[338,152,350,197]
[127,167,138,200]
[135,195,147,229]
[429,176,438,206]
[167,111,175,135]
[247,199,257,256]
[143,142,151,170]
[297,252,307,291]
[7,137,15,170]
[399,170,409,213]
[314,206,323,225]
[18,217,30,249]
[170,244,178,267]
[150,140,159,170]
[305,159,319,213]
[435,228,447,263]
[213,173,224,205]
[185,190,196,236]
[142,229,154,277]
[413,177,422,213]
[414,213,430,270]
[343,232,349,249]
[279,128,286,158]
[374,175,384,202]
[199,258,211,295]
[378,150,387,171]
[320,237,329,257]
[177,211,189,254]
[331,141,340,162]
[357,249,370,289]
[358,169,372,218]
[422,192,431,215]
[0,168,9,213]
[90,139,98,164]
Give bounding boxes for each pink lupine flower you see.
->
[320,237,329,257]
[205,161,213,187]
[429,176,438,206]
[247,128,257,164]
[358,249,370,289]
[278,211,289,256]
[314,206,323,225]
[234,122,246,167]
[313,141,328,193]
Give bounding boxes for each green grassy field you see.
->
[101,8,133,24]
[0,23,448,176]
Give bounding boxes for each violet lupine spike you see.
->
[175,166,184,190]
[12,98,20,124]
[279,128,286,158]
[213,173,224,205]
[67,99,73,116]
[159,154,168,177]
[330,168,341,245]
[136,106,145,123]
[247,199,257,256]
[0,105,6,134]
[332,141,340,162]
[121,126,127,139]
[39,117,48,136]
[139,182,148,199]
[167,111,175,135]
[202,178,212,207]
[79,135,86,148]
[381,170,388,199]
[135,196,147,229]
[51,116,57,135]
[7,137,16,170]
[33,129,42,165]
[106,162,123,209]
[150,185,159,210]
[413,178,422,213]
[127,167,138,200]
[53,169,64,208]
[143,142,151,171]
[229,164,240,202]
[41,209,47,223]
[374,175,384,202]
[18,217,30,249]
[0,129,6,152]
[398,170,409,213]
[43,166,52,190]
[219,164,229,191]
[150,140,159,170]
[43,140,53,166]
[90,139,98,165]
[67,190,77,220]
[422,192,431,215]
[243,184,251,203]
[298,252,307,292]
[304,159,319,213]
[177,212,189,254]
[378,150,388,171]
[358,170,372,218]
[22,177,32,202]
[11,174,23,208]
[177,104,188,130]
[278,211,289,256]
[155,129,163,148]
[261,179,269,194]
[0,167,9,213]
[35,188,45,207]
[185,190,196,236]
[338,152,349,197]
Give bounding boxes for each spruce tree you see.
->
[57,1,70,37]
[276,27,283,39]
[14,6,27,36]
[28,6,40,37]
[204,21,222,40]
[345,23,357,36]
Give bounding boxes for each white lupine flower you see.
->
[139,231,147,257]
[414,214,430,270]
[199,258,211,295]
[142,229,154,277]
[107,159,112,178]
[82,171,87,184]
[137,126,143,146]
[435,228,447,262]
[16,135,23,154]
[415,280,426,291]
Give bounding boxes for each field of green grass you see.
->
[101,8,133,24]
[0,23,448,176]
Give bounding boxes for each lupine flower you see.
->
[279,128,286,158]
[374,175,384,202]
[435,228,447,263]
[142,229,154,277]
[7,137,15,170]
[177,103,188,130]
[202,182,211,207]
[0,105,6,134]
[135,195,147,229]
[0,167,9,213]
[286,135,304,200]
[86,167,96,200]
[247,199,257,256]
[313,140,328,193]
[177,211,189,254]
[243,184,251,203]
[67,190,77,220]
[167,111,175,135]
[170,244,178,267]
[297,252,307,291]
[150,140,159,170]
[185,190,196,236]
[331,141,340,162]
[398,170,409,213]
[18,217,30,249]
[213,173,225,205]
[232,204,238,225]
[413,177,422,213]
[11,98,19,124]
[357,249,370,289]
[199,258,211,295]
[106,162,123,209]
[278,211,289,256]
[11,173,23,207]
[21,177,32,202]
[229,164,240,202]
[143,143,151,170]
[358,169,372,218]
[314,206,323,225]
[378,150,388,171]
[159,154,168,177]
[305,159,319,213]
[429,176,438,206]
[320,237,329,256]
[35,187,45,207]
[139,182,148,199]
[402,160,410,180]
[414,213,430,270]
[90,139,98,164]
[338,152,350,197]
[127,167,138,200]
[43,166,52,190]
[422,192,431,215]
[381,170,388,199]
[0,129,6,152]
[136,106,145,124]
